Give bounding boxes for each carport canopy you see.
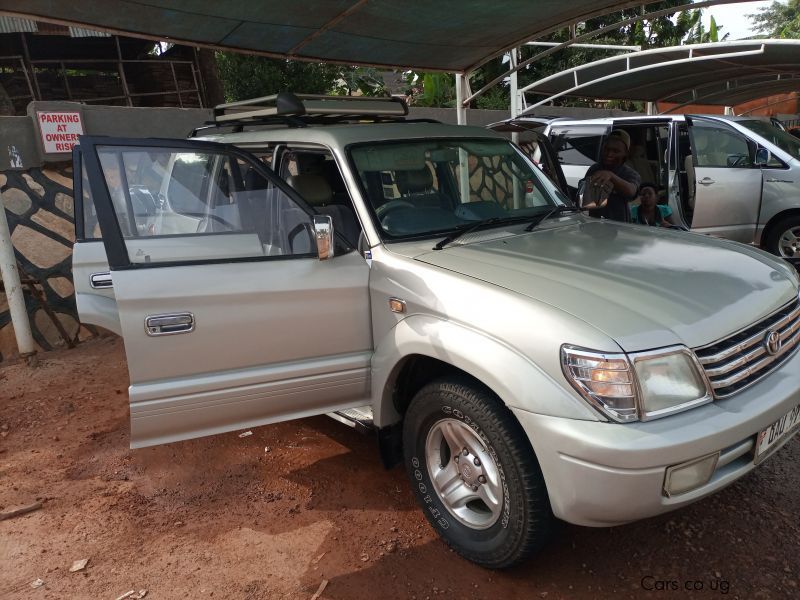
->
[0,0,758,73]
[520,40,800,112]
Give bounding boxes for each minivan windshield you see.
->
[738,119,800,160]
[350,138,569,240]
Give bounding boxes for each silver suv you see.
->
[72,94,800,568]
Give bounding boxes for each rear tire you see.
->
[402,376,553,568]
[765,215,800,258]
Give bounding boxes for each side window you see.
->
[549,125,607,166]
[689,122,753,168]
[93,145,316,264]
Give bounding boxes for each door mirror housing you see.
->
[755,147,771,167]
[313,214,334,260]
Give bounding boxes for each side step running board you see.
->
[327,406,374,433]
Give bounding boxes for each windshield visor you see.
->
[350,138,568,240]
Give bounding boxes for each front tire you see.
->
[765,215,800,258]
[403,376,553,568]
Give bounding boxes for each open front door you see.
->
[79,136,372,448]
[686,116,762,243]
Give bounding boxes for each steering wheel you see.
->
[728,154,750,168]
[376,200,414,220]
[183,212,239,233]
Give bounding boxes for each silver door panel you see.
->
[130,352,370,447]
[72,241,121,334]
[690,166,762,244]
[112,250,371,446]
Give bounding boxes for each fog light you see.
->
[663,452,720,497]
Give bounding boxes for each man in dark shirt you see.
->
[583,130,640,222]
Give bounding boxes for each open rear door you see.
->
[78,136,372,448]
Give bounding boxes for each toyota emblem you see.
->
[765,330,782,356]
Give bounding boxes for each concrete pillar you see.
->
[0,193,37,366]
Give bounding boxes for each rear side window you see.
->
[549,125,608,166]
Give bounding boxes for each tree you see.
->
[215,53,341,102]
[749,0,800,38]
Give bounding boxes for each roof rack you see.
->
[189,92,419,137]
[216,92,407,121]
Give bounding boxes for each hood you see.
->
[412,219,799,351]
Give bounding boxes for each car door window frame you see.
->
[686,116,756,169]
[79,135,322,271]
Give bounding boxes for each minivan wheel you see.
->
[402,376,553,568]
[765,215,800,258]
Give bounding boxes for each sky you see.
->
[705,0,785,39]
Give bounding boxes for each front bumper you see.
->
[513,348,800,527]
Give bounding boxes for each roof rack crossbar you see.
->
[213,92,409,123]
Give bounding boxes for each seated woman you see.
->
[630,183,676,227]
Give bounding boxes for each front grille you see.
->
[694,298,800,398]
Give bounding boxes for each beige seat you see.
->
[626,143,655,184]
[287,173,361,246]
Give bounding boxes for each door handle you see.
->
[698,177,715,186]
[90,272,113,289]
[145,313,195,336]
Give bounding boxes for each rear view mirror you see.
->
[313,214,334,260]
[755,148,771,166]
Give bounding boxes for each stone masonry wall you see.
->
[0,165,83,362]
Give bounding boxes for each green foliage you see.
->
[749,0,800,38]
[476,86,511,110]
[331,67,387,97]
[411,73,456,107]
[215,53,341,102]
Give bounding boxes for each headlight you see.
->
[562,345,712,423]
[630,347,712,419]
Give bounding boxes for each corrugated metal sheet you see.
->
[68,26,109,38]
[0,16,38,33]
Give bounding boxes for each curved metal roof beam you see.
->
[519,45,766,113]
[464,0,759,105]
[659,77,800,112]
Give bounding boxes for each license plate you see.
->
[755,404,800,463]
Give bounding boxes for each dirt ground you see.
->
[0,337,798,600]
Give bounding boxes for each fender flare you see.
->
[370,314,597,427]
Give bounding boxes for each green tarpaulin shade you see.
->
[0,0,707,73]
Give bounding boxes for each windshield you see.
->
[738,119,800,160]
[350,138,569,240]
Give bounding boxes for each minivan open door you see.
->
[686,116,762,243]
[75,136,372,448]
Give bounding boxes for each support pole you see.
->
[455,73,468,125]
[0,195,37,366]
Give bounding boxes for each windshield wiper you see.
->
[433,216,530,251]
[524,205,581,232]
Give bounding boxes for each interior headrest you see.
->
[396,168,433,195]
[286,174,332,206]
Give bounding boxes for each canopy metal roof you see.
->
[520,39,800,112]
[0,0,751,73]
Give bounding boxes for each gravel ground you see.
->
[0,337,798,599]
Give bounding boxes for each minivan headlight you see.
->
[561,345,712,422]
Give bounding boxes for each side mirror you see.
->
[313,214,334,260]
[755,147,771,166]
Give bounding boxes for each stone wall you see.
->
[0,165,82,361]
